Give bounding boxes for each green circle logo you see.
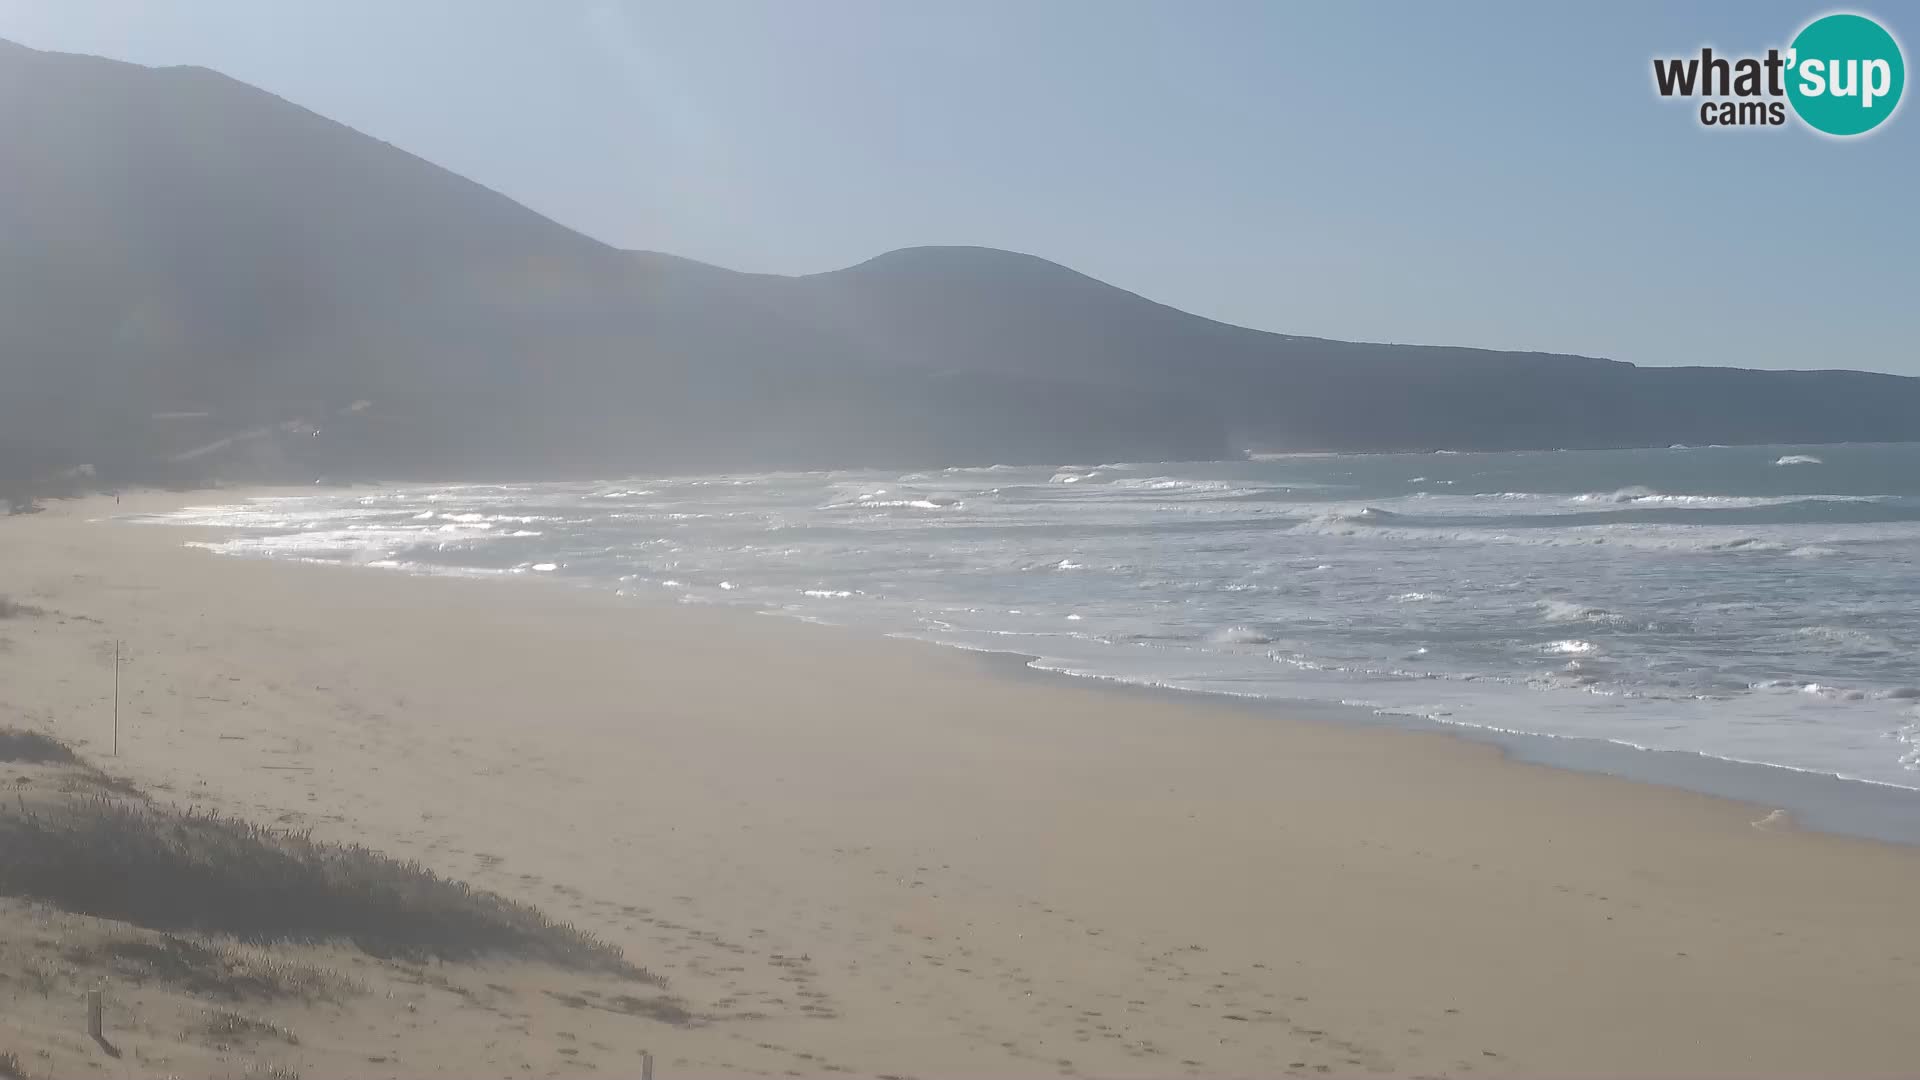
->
[1786,13,1905,136]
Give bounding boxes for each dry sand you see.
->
[4,490,1920,1078]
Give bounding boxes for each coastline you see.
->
[978,645,1920,848]
[143,464,1920,825]
[8,489,1920,1075]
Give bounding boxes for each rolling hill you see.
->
[4,37,1918,501]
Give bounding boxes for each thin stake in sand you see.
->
[111,639,120,756]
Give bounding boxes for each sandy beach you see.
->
[5,490,1920,1078]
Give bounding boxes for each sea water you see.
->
[142,443,1920,794]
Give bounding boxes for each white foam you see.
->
[1539,599,1625,625]
[1100,477,1258,497]
[1049,469,1103,484]
[1897,718,1920,770]
[1300,506,1401,529]
[1775,454,1824,466]
[824,486,959,510]
[1568,485,1660,504]
[1795,625,1894,652]
[1539,639,1599,655]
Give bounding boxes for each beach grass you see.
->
[0,594,44,620]
[0,727,76,765]
[61,932,363,1003]
[199,1006,302,1046]
[0,731,652,980]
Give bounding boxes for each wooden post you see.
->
[86,988,103,1039]
[641,1050,654,1080]
[112,640,120,756]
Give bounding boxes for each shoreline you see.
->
[133,485,1920,847]
[973,644,1920,848]
[10,489,1920,1075]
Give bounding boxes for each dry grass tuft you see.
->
[546,987,696,1026]
[63,933,361,1003]
[0,729,75,766]
[0,595,45,620]
[200,1007,300,1046]
[1,793,649,978]
[1,728,144,799]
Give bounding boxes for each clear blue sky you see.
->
[1,1,1914,373]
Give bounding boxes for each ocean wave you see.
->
[184,524,506,557]
[1561,489,1880,510]
[1049,469,1103,484]
[1284,515,1814,554]
[1539,599,1625,625]
[1776,454,1824,466]
[1795,625,1897,652]
[1705,537,1787,552]
[1593,492,1751,508]
[940,463,1023,474]
[1034,472,1267,499]
[823,487,960,510]
[422,511,560,524]
[1210,625,1274,645]
[1097,477,1269,499]
[1301,506,1401,528]
[1108,477,1231,492]
[1568,485,1662,504]
[136,503,389,530]
[1751,679,1863,699]
[1538,639,1599,655]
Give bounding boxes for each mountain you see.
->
[4,38,1919,500]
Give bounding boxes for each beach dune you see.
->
[4,491,1920,1077]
